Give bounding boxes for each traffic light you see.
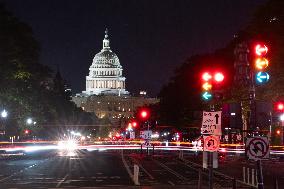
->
[276,102,284,111]
[254,43,270,84]
[214,72,224,83]
[276,129,281,135]
[201,71,225,101]
[202,72,212,81]
[24,129,30,134]
[132,121,138,127]
[139,109,150,120]
[201,72,213,101]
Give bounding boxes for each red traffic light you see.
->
[276,102,284,111]
[276,130,281,135]
[255,44,268,56]
[214,72,224,82]
[24,129,30,134]
[132,121,138,127]
[202,72,212,81]
[139,109,149,120]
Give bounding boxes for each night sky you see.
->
[2,0,267,96]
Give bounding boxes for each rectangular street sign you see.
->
[201,111,222,135]
[140,130,152,140]
[130,132,135,139]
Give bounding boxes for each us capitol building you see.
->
[72,29,158,124]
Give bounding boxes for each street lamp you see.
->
[1,110,8,118]
[26,118,33,125]
[280,114,284,121]
[1,110,8,137]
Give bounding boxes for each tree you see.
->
[0,4,96,138]
[157,0,284,129]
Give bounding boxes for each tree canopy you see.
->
[157,0,284,128]
[0,4,95,138]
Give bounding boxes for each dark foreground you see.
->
[0,149,281,188]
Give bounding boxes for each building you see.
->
[73,95,158,120]
[73,29,158,125]
[82,29,129,96]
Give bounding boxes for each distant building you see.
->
[72,29,158,125]
[82,28,129,96]
[73,95,158,120]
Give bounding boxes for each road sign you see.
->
[204,135,220,152]
[130,132,135,139]
[246,136,269,161]
[201,111,222,135]
[140,130,152,140]
[201,92,213,101]
[256,72,270,83]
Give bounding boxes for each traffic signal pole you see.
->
[201,71,224,189]
[208,104,215,189]
[257,160,264,189]
[147,120,150,156]
[251,43,269,189]
[208,151,213,189]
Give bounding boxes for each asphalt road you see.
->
[0,150,133,188]
[0,149,213,189]
[182,151,284,189]
[0,148,277,189]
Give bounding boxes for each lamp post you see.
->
[26,118,33,125]
[1,110,8,138]
[1,110,8,118]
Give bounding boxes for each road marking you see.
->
[121,150,139,185]
[153,159,187,181]
[168,181,175,186]
[130,157,155,180]
[56,174,68,188]
[0,163,39,182]
[0,156,56,183]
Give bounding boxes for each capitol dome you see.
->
[83,29,129,96]
[93,51,120,66]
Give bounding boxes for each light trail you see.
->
[0,142,284,155]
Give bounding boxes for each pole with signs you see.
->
[200,70,224,189]
[202,111,222,189]
[245,136,269,189]
[249,42,270,189]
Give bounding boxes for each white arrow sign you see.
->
[201,111,222,135]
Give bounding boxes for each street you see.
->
[0,148,263,189]
[0,150,132,188]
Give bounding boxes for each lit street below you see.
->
[0,143,283,188]
[1,1,283,189]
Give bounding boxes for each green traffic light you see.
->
[202,92,213,101]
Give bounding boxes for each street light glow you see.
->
[280,114,284,121]
[26,118,33,125]
[1,110,8,118]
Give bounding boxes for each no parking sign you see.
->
[246,136,269,161]
[204,135,220,152]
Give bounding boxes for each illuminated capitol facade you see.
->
[82,29,129,96]
[73,29,158,123]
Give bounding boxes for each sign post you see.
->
[200,71,224,189]
[245,136,269,189]
[201,111,222,136]
[202,111,222,189]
